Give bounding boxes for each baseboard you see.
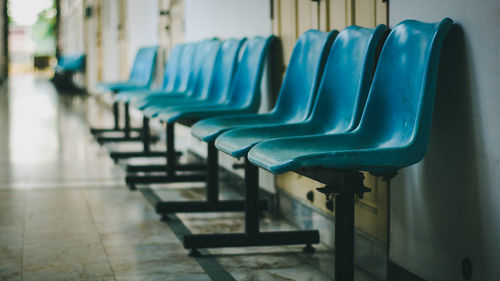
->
[387,261,426,281]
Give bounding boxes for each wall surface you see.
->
[100,0,120,82]
[184,0,272,41]
[389,1,500,280]
[59,0,84,55]
[125,0,158,77]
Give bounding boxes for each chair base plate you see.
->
[126,163,206,173]
[183,231,319,249]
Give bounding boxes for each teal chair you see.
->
[51,53,86,91]
[247,19,453,281]
[125,36,277,219]
[114,43,186,104]
[183,26,387,257]
[130,41,210,109]
[90,46,157,137]
[107,41,222,160]
[95,45,186,145]
[139,39,246,117]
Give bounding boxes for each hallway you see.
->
[0,75,376,281]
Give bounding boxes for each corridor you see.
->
[0,75,377,281]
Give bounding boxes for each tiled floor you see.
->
[0,75,378,281]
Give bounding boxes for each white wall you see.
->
[125,0,159,76]
[59,0,84,55]
[184,0,272,41]
[389,1,500,280]
[100,0,120,82]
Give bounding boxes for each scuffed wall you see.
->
[389,1,500,280]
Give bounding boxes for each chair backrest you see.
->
[170,42,199,93]
[225,35,277,110]
[57,54,85,71]
[309,25,388,132]
[204,38,246,103]
[161,44,185,92]
[358,18,453,153]
[128,46,158,87]
[186,40,221,100]
[272,30,337,121]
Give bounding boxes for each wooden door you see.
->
[271,0,388,243]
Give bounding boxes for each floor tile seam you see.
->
[21,191,26,281]
[0,179,125,186]
[139,187,237,281]
[0,185,125,192]
[81,189,118,281]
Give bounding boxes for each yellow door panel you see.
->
[297,0,319,34]
[278,0,297,65]
[375,0,387,26]
[354,0,376,27]
[276,171,388,243]
[272,0,388,243]
[329,0,354,30]
[318,0,330,31]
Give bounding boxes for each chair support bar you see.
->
[302,168,370,281]
[125,173,206,189]
[129,136,268,214]
[183,158,320,254]
[126,163,205,173]
[110,150,172,160]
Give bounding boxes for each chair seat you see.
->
[214,121,321,158]
[191,113,290,143]
[114,89,167,103]
[96,81,148,94]
[140,96,205,117]
[247,132,412,174]
[131,92,188,110]
[156,105,256,123]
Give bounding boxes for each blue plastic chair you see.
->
[140,39,245,118]
[144,39,245,110]
[96,46,158,93]
[213,25,387,158]
[131,40,216,111]
[190,29,338,143]
[248,19,453,281]
[90,46,157,137]
[151,35,278,123]
[114,44,186,103]
[55,54,85,72]
[128,42,203,108]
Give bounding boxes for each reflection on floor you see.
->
[0,75,378,281]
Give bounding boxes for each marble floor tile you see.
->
[23,261,116,281]
[96,220,178,247]
[108,250,203,277]
[0,200,25,227]
[115,273,212,281]
[0,233,23,281]
[105,242,203,277]
[23,241,108,269]
[83,189,159,223]
[230,264,333,281]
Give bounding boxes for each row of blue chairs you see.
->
[90,18,453,281]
